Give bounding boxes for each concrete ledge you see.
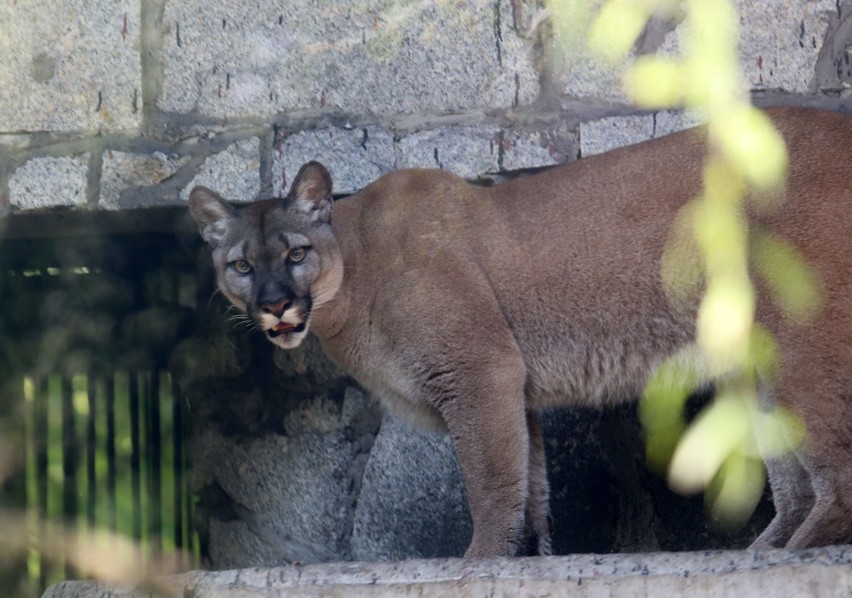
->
[43,545,852,597]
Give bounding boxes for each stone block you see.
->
[42,545,852,598]
[273,127,394,196]
[180,138,261,202]
[738,0,835,93]
[100,151,189,209]
[350,415,471,561]
[580,114,655,157]
[397,126,500,179]
[553,0,834,101]
[580,110,702,157]
[158,0,538,119]
[0,1,141,132]
[500,126,575,171]
[9,155,89,209]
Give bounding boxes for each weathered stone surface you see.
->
[500,126,572,171]
[397,126,500,179]
[814,3,852,91]
[100,151,189,209]
[9,155,89,209]
[738,0,836,93]
[180,138,261,202]
[351,415,471,561]
[273,127,394,196]
[158,0,538,119]
[190,390,370,566]
[42,545,852,598]
[580,114,655,157]
[0,1,141,132]
[555,0,835,101]
[0,135,31,150]
[580,110,702,156]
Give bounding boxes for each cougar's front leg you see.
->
[431,350,530,558]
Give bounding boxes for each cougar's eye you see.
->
[232,259,252,274]
[288,247,307,263]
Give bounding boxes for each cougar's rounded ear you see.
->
[188,186,235,248]
[287,161,333,223]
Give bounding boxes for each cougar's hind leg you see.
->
[524,410,553,556]
[767,354,852,549]
[751,451,814,549]
[784,441,852,549]
[784,402,852,549]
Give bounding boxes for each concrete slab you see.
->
[42,545,852,597]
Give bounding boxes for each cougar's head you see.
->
[188,162,342,349]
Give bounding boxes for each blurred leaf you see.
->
[660,201,703,306]
[546,0,595,61]
[753,230,823,323]
[696,281,754,367]
[626,56,683,107]
[668,392,750,494]
[750,405,805,459]
[640,347,705,472]
[712,106,788,192]
[706,451,765,526]
[588,0,651,62]
[744,323,779,380]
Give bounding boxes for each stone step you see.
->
[44,545,852,597]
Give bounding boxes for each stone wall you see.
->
[1,1,849,215]
[2,0,851,572]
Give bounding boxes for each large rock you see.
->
[351,415,471,561]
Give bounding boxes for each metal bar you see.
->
[149,371,162,555]
[171,377,184,559]
[86,373,97,530]
[129,370,141,542]
[183,391,196,567]
[106,374,117,533]
[35,377,49,593]
[60,375,77,580]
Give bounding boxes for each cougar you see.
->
[189,107,851,557]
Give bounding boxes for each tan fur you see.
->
[190,107,852,557]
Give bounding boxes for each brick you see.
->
[9,155,89,210]
[580,114,654,157]
[100,151,190,209]
[580,110,702,157]
[158,0,538,119]
[500,128,570,171]
[397,126,500,179]
[0,1,141,132]
[180,138,261,202]
[273,127,394,196]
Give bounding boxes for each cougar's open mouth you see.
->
[267,321,306,338]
